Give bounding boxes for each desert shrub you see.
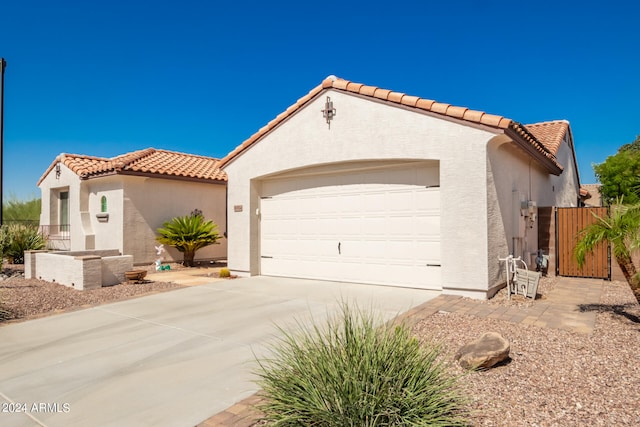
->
[255,304,468,426]
[0,223,47,264]
[2,195,41,223]
[218,267,231,278]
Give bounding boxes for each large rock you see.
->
[455,332,510,370]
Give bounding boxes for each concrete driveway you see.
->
[0,276,439,427]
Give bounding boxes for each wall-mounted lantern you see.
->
[55,163,61,179]
[321,96,336,128]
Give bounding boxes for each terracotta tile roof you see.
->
[220,76,563,174]
[525,120,570,155]
[38,148,227,185]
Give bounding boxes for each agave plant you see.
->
[156,212,220,267]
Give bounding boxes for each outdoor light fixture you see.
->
[321,96,336,128]
[55,163,61,179]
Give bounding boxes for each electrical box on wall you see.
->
[527,201,537,224]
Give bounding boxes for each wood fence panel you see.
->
[556,207,610,279]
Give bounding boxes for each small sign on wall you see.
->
[234,205,243,212]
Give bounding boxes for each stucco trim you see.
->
[344,91,506,135]
[220,77,564,176]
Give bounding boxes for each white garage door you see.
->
[260,165,441,290]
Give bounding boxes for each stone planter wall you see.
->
[24,250,133,290]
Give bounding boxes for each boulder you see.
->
[455,332,510,370]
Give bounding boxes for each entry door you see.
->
[259,166,441,290]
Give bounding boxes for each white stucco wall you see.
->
[40,164,228,265]
[39,162,84,251]
[548,135,581,207]
[225,89,498,298]
[86,176,125,253]
[486,135,580,295]
[121,176,227,265]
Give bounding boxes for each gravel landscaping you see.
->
[1,262,638,426]
[0,263,183,323]
[412,279,640,426]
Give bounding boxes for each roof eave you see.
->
[104,169,227,184]
[504,126,563,175]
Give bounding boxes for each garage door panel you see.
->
[413,217,440,237]
[260,165,441,290]
[359,216,387,235]
[416,241,441,263]
[264,239,341,258]
[387,215,426,236]
[386,191,418,212]
[416,190,440,211]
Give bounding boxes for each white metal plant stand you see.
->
[499,255,540,299]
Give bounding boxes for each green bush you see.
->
[2,195,41,223]
[0,223,47,264]
[156,211,220,267]
[255,304,468,426]
[218,267,231,278]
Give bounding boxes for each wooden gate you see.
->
[556,207,610,279]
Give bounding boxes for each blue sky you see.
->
[1,0,638,200]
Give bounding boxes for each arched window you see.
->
[101,196,107,213]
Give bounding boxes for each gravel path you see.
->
[412,279,640,426]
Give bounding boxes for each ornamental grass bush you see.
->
[255,304,468,426]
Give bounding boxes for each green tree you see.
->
[156,211,221,267]
[2,195,41,223]
[594,136,640,205]
[574,202,640,290]
[618,135,640,153]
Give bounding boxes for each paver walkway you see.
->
[201,277,605,427]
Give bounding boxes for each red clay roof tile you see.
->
[446,105,468,119]
[359,85,377,97]
[400,95,420,107]
[373,88,392,100]
[38,148,226,186]
[219,76,564,174]
[479,114,504,127]
[387,91,404,103]
[332,79,349,90]
[415,98,435,110]
[346,82,364,92]
[430,102,451,114]
[525,120,569,155]
[462,109,485,122]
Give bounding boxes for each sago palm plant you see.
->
[156,213,220,267]
[574,201,640,290]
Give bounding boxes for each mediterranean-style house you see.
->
[36,76,590,299]
[220,76,585,299]
[38,148,227,265]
